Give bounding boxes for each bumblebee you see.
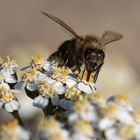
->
[42,12,123,83]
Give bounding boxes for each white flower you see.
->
[135,124,140,139]
[4,74,17,84]
[105,127,122,140]
[117,107,134,124]
[51,95,59,106]
[65,76,77,88]
[32,80,61,109]
[16,127,31,140]
[0,85,20,113]
[14,81,26,90]
[107,95,133,112]
[33,95,49,109]
[98,118,115,131]
[0,120,31,140]
[68,101,97,123]
[54,81,65,95]
[0,82,10,90]
[58,99,73,110]
[1,67,16,76]
[76,82,96,94]
[4,100,20,113]
[36,71,48,82]
[0,57,18,79]
[43,61,55,76]
[71,133,93,140]
[26,83,38,92]
[39,118,70,140]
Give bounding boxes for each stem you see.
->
[12,111,25,129]
[12,111,33,140]
[42,101,54,118]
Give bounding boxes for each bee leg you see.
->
[80,66,86,80]
[93,62,104,83]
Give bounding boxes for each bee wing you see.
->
[41,11,82,40]
[101,31,123,45]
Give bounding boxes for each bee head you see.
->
[83,31,123,81]
[84,48,105,72]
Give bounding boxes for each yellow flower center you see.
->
[22,68,37,83]
[39,82,55,97]
[0,119,18,131]
[53,68,60,79]
[40,118,60,132]
[119,124,135,139]
[116,94,129,106]
[0,86,15,102]
[133,109,140,123]
[6,56,11,65]
[36,53,41,65]
[101,103,118,119]
[74,120,93,136]
[66,87,83,101]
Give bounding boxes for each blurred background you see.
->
[0,0,140,125]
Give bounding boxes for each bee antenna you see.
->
[41,11,82,40]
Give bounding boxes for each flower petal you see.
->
[4,100,20,113]
[105,128,121,140]
[43,61,54,75]
[51,95,59,106]
[14,81,26,90]
[37,72,48,82]
[0,83,10,90]
[5,75,17,84]
[99,118,115,130]
[117,108,133,124]
[54,82,65,95]
[33,95,49,109]
[77,82,93,94]
[58,99,73,110]
[66,77,77,88]
[26,84,38,92]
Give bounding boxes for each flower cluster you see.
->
[0,79,20,113]
[0,54,139,140]
[38,94,140,140]
[0,119,30,140]
[0,56,18,88]
[15,55,96,114]
[39,117,69,140]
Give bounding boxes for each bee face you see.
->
[84,48,105,72]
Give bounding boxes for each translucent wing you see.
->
[41,11,82,40]
[101,31,123,45]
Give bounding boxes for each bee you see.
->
[41,11,123,83]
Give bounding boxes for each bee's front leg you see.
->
[93,62,104,83]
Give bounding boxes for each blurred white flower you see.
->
[39,118,70,140]
[58,99,73,110]
[0,119,30,140]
